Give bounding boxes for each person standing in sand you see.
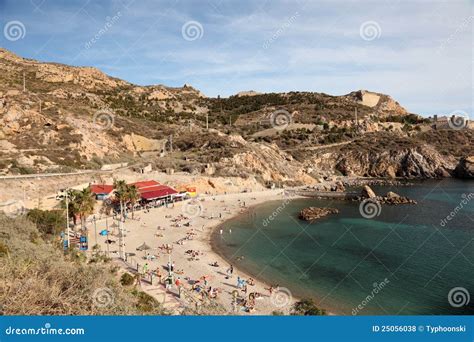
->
[226,264,233,278]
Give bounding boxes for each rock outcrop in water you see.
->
[454,156,474,179]
[362,185,377,198]
[299,207,339,222]
[359,185,416,205]
[383,191,417,205]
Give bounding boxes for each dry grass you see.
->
[0,214,167,315]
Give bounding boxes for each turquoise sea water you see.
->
[212,180,474,315]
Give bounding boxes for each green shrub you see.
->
[291,298,326,316]
[26,209,65,237]
[120,273,135,286]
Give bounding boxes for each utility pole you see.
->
[206,112,209,131]
[65,190,70,249]
[119,200,125,260]
[23,71,26,92]
[93,215,98,247]
[105,215,110,257]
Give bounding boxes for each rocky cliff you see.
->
[0,48,472,182]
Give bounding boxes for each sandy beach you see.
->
[93,189,298,315]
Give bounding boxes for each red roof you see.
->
[140,186,178,200]
[90,184,114,194]
[131,180,160,189]
[137,185,164,194]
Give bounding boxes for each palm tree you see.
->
[113,179,128,260]
[61,189,80,226]
[127,185,140,219]
[113,180,128,220]
[60,188,96,240]
[77,187,96,228]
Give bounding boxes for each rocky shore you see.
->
[299,207,339,222]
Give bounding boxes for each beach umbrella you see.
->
[136,242,151,251]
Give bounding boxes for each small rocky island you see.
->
[360,185,417,204]
[299,207,339,222]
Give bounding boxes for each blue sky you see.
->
[0,0,472,116]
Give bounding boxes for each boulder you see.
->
[382,191,416,205]
[454,156,474,179]
[386,191,400,199]
[362,185,377,198]
[330,181,345,192]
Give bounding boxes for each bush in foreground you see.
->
[0,213,166,315]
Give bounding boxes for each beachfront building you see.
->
[90,180,181,211]
[138,184,178,206]
[131,180,179,206]
[89,184,114,200]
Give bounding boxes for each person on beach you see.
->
[175,277,182,297]
[226,265,233,279]
[134,273,141,288]
[268,286,274,295]
[155,268,162,284]
[165,275,173,290]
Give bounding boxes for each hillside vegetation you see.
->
[0,48,472,182]
[0,212,166,315]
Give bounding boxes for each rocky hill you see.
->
[0,48,472,182]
